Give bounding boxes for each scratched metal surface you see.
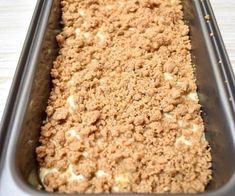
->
[0,0,234,120]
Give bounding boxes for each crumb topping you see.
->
[36,0,212,193]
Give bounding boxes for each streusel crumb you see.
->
[36,0,212,193]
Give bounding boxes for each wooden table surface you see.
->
[0,0,235,120]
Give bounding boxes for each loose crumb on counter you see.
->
[36,0,212,193]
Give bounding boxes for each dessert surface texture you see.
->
[36,0,212,193]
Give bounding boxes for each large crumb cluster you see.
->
[36,0,212,193]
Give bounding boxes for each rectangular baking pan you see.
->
[0,0,235,195]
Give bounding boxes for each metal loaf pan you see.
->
[0,0,235,195]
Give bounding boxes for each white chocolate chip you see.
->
[67,165,85,181]
[112,186,120,192]
[39,167,58,183]
[164,73,173,80]
[96,170,108,177]
[75,28,81,36]
[84,32,90,38]
[128,28,136,32]
[115,173,129,183]
[176,135,192,146]
[67,128,80,140]
[79,10,85,16]
[39,164,85,185]
[67,95,76,113]
[178,119,184,126]
[82,151,89,157]
[188,92,198,101]
[163,112,173,119]
[97,31,105,42]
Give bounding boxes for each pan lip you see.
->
[1,0,235,195]
[0,0,49,169]
[199,0,235,110]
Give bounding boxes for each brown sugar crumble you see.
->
[36,0,212,193]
